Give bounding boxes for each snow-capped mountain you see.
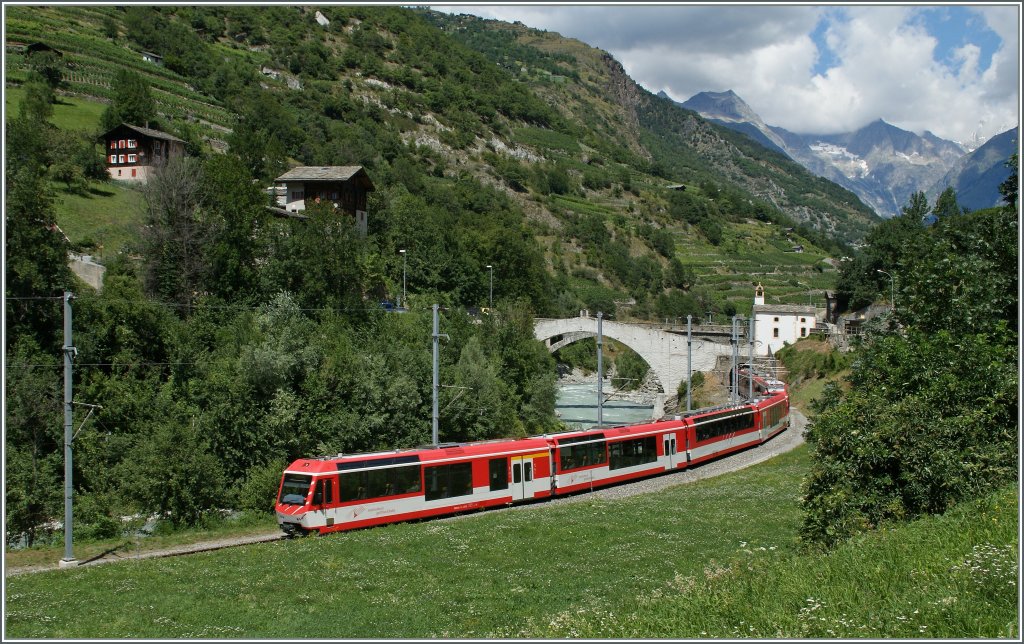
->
[927,126,1018,212]
[671,89,987,218]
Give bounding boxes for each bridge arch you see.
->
[534,314,736,418]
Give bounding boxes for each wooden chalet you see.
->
[98,123,186,182]
[272,166,375,235]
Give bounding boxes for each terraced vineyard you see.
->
[5,4,233,142]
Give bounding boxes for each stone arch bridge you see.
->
[534,313,747,418]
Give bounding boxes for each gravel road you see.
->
[5,410,807,577]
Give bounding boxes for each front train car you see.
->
[275,437,555,536]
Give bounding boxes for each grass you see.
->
[4,87,107,133]
[50,179,144,260]
[518,485,1019,639]
[4,512,279,571]
[4,447,809,638]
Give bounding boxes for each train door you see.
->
[312,478,335,529]
[662,433,678,470]
[510,456,534,501]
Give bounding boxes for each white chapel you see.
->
[752,283,817,356]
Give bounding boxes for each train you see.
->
[275,374,790,536]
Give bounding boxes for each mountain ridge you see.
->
[675,89,1013,218]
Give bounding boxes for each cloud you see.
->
[433,4,1019,143]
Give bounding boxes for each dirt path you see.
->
[5,411,808,578]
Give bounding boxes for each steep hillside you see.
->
[5,4,872,318]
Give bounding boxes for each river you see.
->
[555,380,655,429]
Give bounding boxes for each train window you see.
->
[559,434,607,471]
[279,474,312,505]
[424,462,474,501]
[365,468,387,499]
[696,411,755,442]
[340,464,422,502]
[524,461,533,482]
[513,463,521,484]
[609,436,657,470]
[489,458,508,491]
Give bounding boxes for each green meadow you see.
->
[4,446,1017,639]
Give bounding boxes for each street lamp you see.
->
[486,264,493,308]
[876,269,895,311]
[399,249,407,308]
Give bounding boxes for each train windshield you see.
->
[278,474,313,505]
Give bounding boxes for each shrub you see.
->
[235,459,289,514]
[800,327,1018,548]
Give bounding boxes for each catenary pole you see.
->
[431,304,449,446]
[730,316,738,404]
[432,304,439,445]
[748,316,755,400]
[61,291,77,567]
[686,315,692,412]
[596,312,604,428]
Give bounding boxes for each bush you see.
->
[800,327,1017,549]
[235,459,288,513]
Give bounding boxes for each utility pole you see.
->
[431,304,449,446]
[596,312,604,428]
[686,314,692,412]
[60,291,78,568]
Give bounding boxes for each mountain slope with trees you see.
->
[3,5,911,545]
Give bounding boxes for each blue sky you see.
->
[434,3,1020,145]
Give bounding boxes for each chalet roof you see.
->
[26,42,62,56]
[753,304,817,315]
[99,123,186,144]
[274,166,374,190]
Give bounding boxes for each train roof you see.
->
[285,382,789,475]
[285,435,551,474]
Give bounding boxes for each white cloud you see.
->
[431,4,1019,143]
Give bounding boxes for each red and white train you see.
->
[276,375,789,536]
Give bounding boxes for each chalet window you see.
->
[109,141,116,150]
[118,155,126,164]
[801,328,807,337]
[773,328,780,338]
[292,191,304,201]
[127,139,137,149]
[127,154,137,163]
[109,154,117,164]
[119,139,126,149]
